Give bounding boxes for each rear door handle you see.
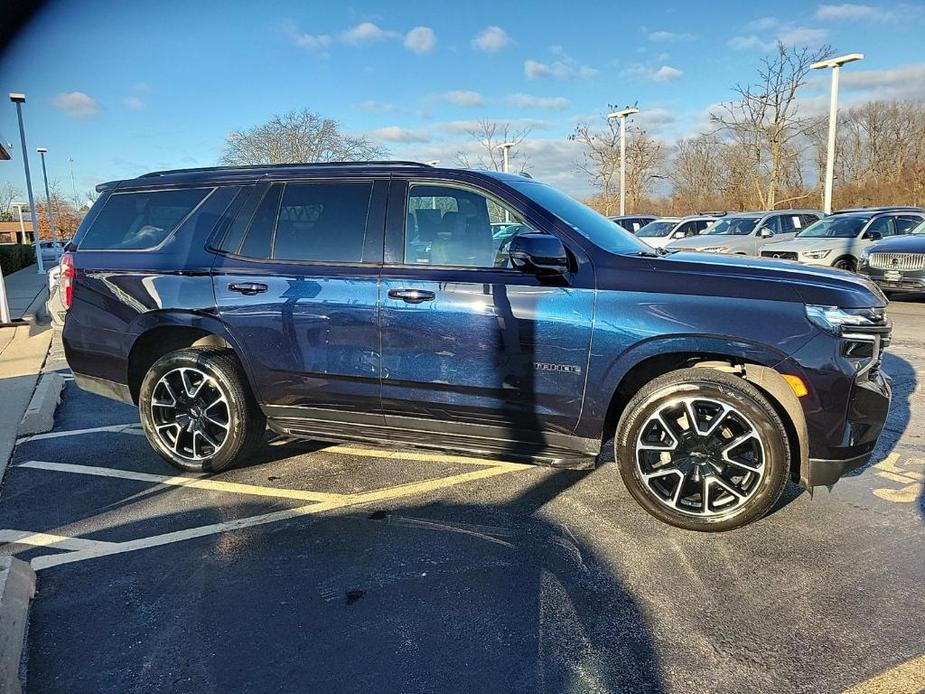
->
[388,288,435,304]
[228,282,268,296]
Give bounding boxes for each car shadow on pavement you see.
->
[24,467,666,694]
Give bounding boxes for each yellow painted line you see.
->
[31,462,527,571]
[17,461,348,503]
[876,470,922,485]
[873,484,921,504]
[843,653,925,694]
[0,529,116,551]
[324,444,532,470]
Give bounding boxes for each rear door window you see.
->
[234,181,374,263]
[895,215,924,235]
[80,188,211,250]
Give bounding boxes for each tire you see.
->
[615,368,789,532]
[138,347,266,473]
[832,257,856,272]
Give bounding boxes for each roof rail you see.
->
[139,160,433,178]
[696,210,728,216]
[830,205,924,214]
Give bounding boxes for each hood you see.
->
[634,251,886,308]
[666,234,751,251]
[866,234,925,254]
[762,236,851,252]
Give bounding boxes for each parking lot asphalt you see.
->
[1,300,924,693]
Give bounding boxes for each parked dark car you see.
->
[608,214,657,233]
[62,162,892,531]
[859,218,925,295]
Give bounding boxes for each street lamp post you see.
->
[607,107,639,216]
[811,53,864,215]
[37,147,59,252]
[9,93,44,273]
[495,142,516,173]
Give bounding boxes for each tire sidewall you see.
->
[139,350,248,473]
[616,375,789,531]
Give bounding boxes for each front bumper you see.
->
[801,369,892,488]
[861,268,925,293]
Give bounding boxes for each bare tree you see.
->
[571,109,664,215]
[711,42,831,209]
[0,181,21,221]
[220,108,388,165]
[455,120,531,172]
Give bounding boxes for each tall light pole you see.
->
[9,93,44,273]
[37,147,59,251]
[812,53,863,215]
[495,142,516,173]
[607,107,639,216]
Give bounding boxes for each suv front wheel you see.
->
[139,347,266,473]
[615,368,789,531]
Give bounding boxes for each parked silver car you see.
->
[635,214,720,249]
[666,210,823,256]
[760,207,925,271]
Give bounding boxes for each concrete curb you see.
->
[0,557,35,694]
[17,372,65,437]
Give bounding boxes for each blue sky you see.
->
[1,0,923,200]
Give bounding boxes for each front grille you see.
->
[869,252,925,271]
[761,251,798,261]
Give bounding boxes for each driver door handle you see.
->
[228,282,268,295]
[388,288,435,304]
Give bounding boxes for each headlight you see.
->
[699,246,729,253]
[858,247,872,265]
[802,249,832,260]
[805,305,882,335]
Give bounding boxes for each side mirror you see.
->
[758,227,774,238]
[508,233,568,274]
[671,230,686,239]
[866,230,882,241]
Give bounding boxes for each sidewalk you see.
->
[2,264,49,322]
[0,265,54,478]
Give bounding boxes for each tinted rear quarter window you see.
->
[80,188,211,250]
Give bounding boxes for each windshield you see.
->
[636,221,677,238]
[797,216,867,238]
[703,218,758,235]
[510,180,650,255]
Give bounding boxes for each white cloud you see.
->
[729,23,828,51]
[122,96,145,111]
[621,63,683,83]
[436,118,551,135]
[507,93,569,110]
[355,100,398,112]
[746,16,781,30]
[471,26,512,52]
[524,58,597,80]
[777,26,828,45]
[647,30,695,42]
[342,21,398,44]
[652,65,683,82]
[815,3,892,20]
[831,63,925,101]
[53,91,100,118]
[284,21,333,57]
[404,26,436,54]
[635,107,677,133]
[370,126,429,143]
[443,90,485,107]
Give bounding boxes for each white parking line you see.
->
[0,530,116,551]
[17,423,144,444]
[17,461,348,503]
[30,463,528,571]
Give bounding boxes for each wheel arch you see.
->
[599,343,807,482]
[125,311,253,405]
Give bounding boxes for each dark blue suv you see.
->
[61,162,892,531]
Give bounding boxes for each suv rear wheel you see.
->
[615,368,789,531]
[139,347,265,473]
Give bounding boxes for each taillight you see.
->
[60,252,75,310]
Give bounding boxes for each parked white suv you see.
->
[760,207,925,271]
[635,215,720,249]
[667,210,822,256]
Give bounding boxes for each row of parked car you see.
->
[610,206,925,295]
